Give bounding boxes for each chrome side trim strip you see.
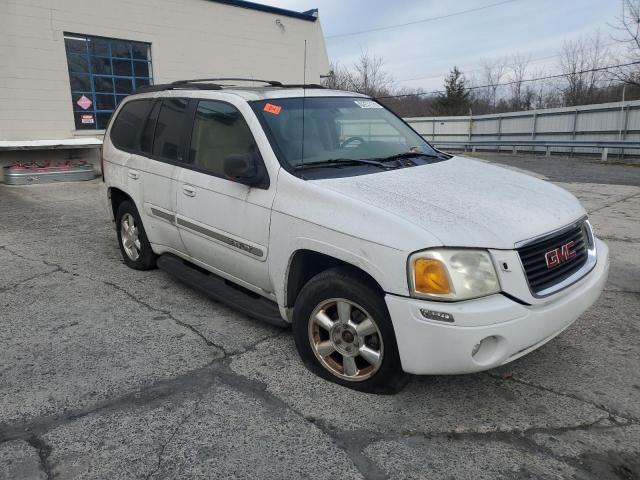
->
[176,218,264,258]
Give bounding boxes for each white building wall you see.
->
[0,0,330,141]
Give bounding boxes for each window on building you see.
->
[64,33,153,131]
[190,100,258,177]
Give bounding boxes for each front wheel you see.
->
[292,267,408,394]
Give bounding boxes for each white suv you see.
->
[101,79,609,393]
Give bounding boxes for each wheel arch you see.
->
[285,249,385,308]
[108,187,134,220]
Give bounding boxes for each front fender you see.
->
[268,211,410,309]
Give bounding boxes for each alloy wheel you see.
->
[308,298,384,382]
[120,213,141,261]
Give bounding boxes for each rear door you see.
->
[110,98,184,251]
[107,100,148,212]
[174,98,275,293]
[139,97,190,253]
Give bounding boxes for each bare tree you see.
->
[480,57,507,112]
[612,0,640,49]
[557,33,609,105]
[322,61,353,91]
[609,0,640,85]
[380,87,434,117]
[351,52,393,96]
[322,52,393,97]
[507,53,533,110]
[525,67,562,109]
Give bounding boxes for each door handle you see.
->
[128,170,140,180]
[182,185,196,197]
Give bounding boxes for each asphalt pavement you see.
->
[1,154,639,479]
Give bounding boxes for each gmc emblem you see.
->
[545,241,577,268]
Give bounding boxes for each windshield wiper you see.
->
[293,158,397,170]
[373,151,443,163]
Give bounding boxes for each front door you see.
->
[175,99,275,293]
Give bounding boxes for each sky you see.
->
[255,0,624,92]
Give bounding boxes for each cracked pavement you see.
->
[1,154,639,479]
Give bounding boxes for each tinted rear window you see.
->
[110,100,152,150]
[152,98,189,161]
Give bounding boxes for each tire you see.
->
[292,266,409,394]
[115,200,157,270]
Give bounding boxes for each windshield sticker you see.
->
[354,100,383,109]
[263,103,282,115]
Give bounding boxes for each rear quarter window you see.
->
[152,98,189,161]
[110,99,153,151]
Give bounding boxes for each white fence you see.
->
[404,100,640,156]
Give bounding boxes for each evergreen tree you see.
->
[434,67,471,115]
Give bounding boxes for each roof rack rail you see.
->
[134,80,327,94]
[135,83,223,93]
[171,78,283,86]
[279,83,326,89]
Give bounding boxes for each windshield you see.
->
[251,97,440,170]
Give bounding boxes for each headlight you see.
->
[408,249,500,301]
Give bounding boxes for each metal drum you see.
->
[3,163,96,185]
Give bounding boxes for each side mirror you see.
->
[223,152,268,188]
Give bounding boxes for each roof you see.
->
[133,85,367,102]
[134,79,369,100]
[207,0,318,21]
[223,87,367,101]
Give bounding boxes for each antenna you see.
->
[301,40,307,165]
[303,40,307,86]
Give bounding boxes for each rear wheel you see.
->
[292,267,408,394]
[116,200,156,270]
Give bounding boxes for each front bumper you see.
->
[386,239,609,375]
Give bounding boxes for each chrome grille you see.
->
[517,221,589,295]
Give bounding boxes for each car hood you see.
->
[310,156,586,249]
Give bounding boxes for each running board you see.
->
[157,254,288,328]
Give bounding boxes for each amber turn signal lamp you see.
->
[414,258,451,295]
